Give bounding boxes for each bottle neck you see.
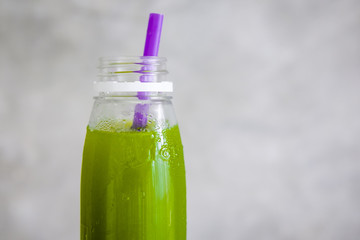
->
[95,56,171,97]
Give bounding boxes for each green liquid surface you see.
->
[81,125,186,240]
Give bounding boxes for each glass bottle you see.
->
[81,56,186,240]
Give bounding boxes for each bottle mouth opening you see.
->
[98,56,168,76]
[94,93,172,99]
[96,56,170,93]
[99,56,167,64]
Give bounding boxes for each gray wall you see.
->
[1,0,360,239]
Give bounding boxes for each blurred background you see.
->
[1,0,360,239]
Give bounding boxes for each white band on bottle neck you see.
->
[94,81,173,93]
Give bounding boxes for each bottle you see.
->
[81,56,186,240]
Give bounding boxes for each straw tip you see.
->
[149,13,164,16]
[149,13,164,21]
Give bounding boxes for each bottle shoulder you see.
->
[88,96,178,132]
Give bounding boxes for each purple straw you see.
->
[143,13,164,56]
[132,13,164,129]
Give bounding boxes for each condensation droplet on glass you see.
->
[159,145,170,160]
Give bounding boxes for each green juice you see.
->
[81,124,186,240]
